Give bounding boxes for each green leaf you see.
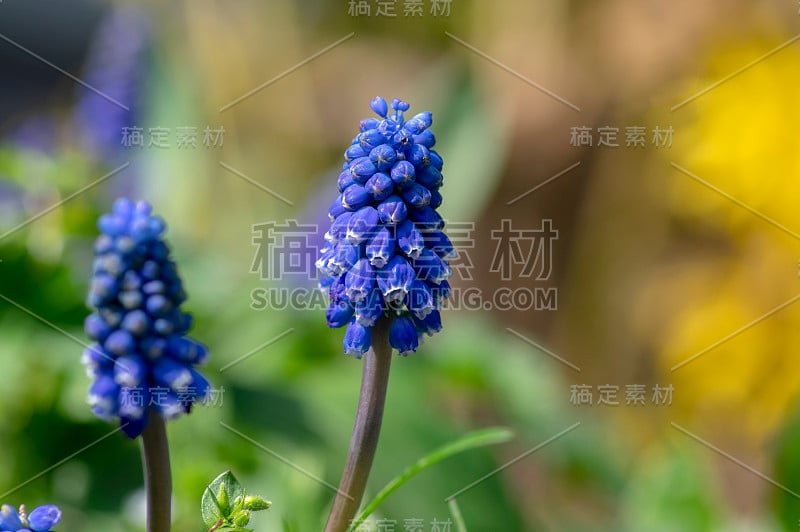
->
[202,470,246,528]
[772,403,800,530]
[448,498,467,532]
[201,489,222,529]
[350,427,513,530]
[435,79,509,224]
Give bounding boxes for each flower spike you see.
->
[318,98,451,356]
[84,198,211,438]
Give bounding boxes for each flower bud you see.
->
[326,300,355,329]
[406,143,430,167]
[413,129,436,148]
[390,160,416,189]
[396,220,424,259]
[365,172,394,201]
[345,144,367,161]
[366,226,395,268]
[377,195,408,225]
[349,156,378,183]
[369,144,397,171]
[360,118,380,132]
[342,185,371,211]
[389,316,419,355]
[346,206,380,244]
[370,96,389,118]
[402,183,431,209]
[355,289,384,327]
[243,495,272,511]
[359,128,386,151]
[217,482,230,514]
[344,321,371,358]
[345,258,376,303]
[417,166,443,188]
[233,510,251,527]
[377,256,415,302]
[338,170,356,192]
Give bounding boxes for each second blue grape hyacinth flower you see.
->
[317,97,453,357]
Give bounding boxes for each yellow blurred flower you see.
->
[658,36,800,439]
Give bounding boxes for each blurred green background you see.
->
[2,0,800,530]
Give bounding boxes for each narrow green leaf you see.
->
[350,427,513,529]
[281,518,299,532]
[448,498,467,532]
[436,81,509,224]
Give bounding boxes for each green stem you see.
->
[141,411,172,532]
[325,318,393,532]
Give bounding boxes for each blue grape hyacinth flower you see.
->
[83,198,210,438]
[317,97,453,357]
[73,5,151,164]
[0,504,61,532]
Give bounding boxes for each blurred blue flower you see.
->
[0,180,25,230]
[6,115,59,155]
[317,97,452,357]
[72,5,151,164]
[0,504,61,532]
[0,505,22,531]
[83,198,210,438]
[26,505,61,532]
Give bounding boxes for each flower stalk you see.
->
[141,412,172,532]
[320,96,451,529]
[325,318,392,532]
